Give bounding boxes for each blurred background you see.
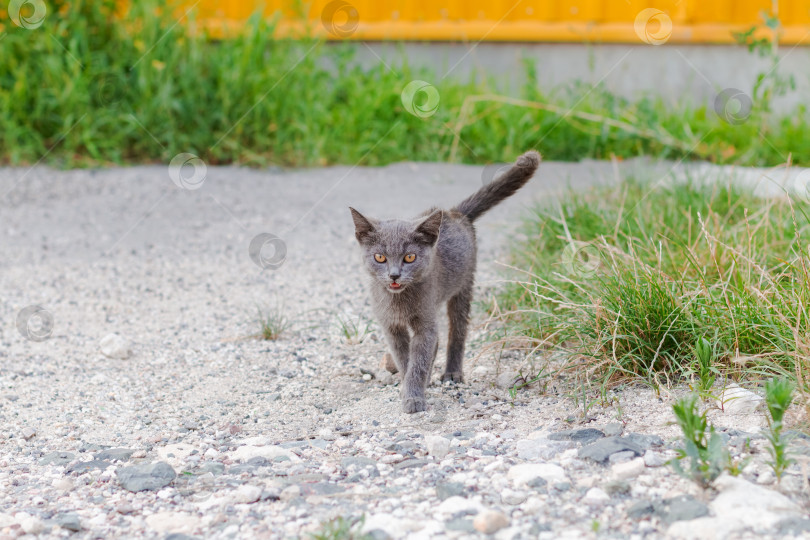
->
[0,0,808,168]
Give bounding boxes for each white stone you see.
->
[496,371,521,389]
[16,513,44,535]
[437,496,482,515]
[229,445,298,463]
[716,383,763,415]
[237,436,273,446]
[756,470,775,485]
[230,484,261,504]
[145,512,199,534]
[425,435,451,459]
[667,517,743,540]
[280,485,300,501]
[516,438,573,460]
[507,463,567,487]
[644,449,665,467]
[582,487,610,505]
[203,448,218,459]
[710,474,801,528]
[501,488,527,505]
[99,333,132,359]
[0,513,15,528]
[521,497,544,514]
[612,457,645,480]
[472,365,493,378]
[362,513,421,536]
[52,477,73,490]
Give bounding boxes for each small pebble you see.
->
[473,510,510,534]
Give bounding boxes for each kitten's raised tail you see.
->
[455,150,541,222]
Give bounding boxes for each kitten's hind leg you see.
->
[442,285,472,383]
[383,325,410,374]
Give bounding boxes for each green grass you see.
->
[1,0,809,168]
[763,377,796,480]
[256,305,289,341]
[336,312,372,345]
[308,517,370,540]
[494,174,810,391]
[670,394,736,488]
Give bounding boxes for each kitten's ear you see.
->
[414,210,443,246]
[349,207,377,244]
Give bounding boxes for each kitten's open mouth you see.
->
[389,283,401,290]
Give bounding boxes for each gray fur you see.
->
[349,150,541,413]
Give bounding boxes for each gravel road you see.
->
[0,160,808,539]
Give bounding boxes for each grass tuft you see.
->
[308,516,370,540]
[763,377,796,480]
[670,394,736,487]
[336,313,373,345]
[495,175,810,393]
[257,306,289,341]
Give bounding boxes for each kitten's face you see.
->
[349,208,442,294]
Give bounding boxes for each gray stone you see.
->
[341,456,378,471]
[627,500,655,518]
[578,437,643,463]
[40,451,75,466]
[654,495,709,524]
[625,433,664,449]
[228,464,259,475]
[367,530,392,540]
[78,443,110,453]
[67,460,112,473]
[445,518,476,533]
[299,482,345,496]
[117,462,176,492]
[436,482,465,500]
[197,462,224,476]
[527,477,548,490]
[548,428,605,445]
[602,423,624,437]
[55,513,82,532]
[529,522,552,534]
[165,535,197,540]
[96,448,135,462]
[604,480,631,495]
[777,517,810,535]
[308,439,330,450]
[393,458,429,470]
[342,457,379,481]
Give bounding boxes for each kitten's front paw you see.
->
[402,397,427,414]
[441,371,464,383]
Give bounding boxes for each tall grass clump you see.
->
[496,175,810,391]
[1,1,809,167]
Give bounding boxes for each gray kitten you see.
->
[349,151,541,413]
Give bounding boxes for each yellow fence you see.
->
[193,0,810,44]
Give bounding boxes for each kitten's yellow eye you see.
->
[374,254,386,263]
[404,253,416,263]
